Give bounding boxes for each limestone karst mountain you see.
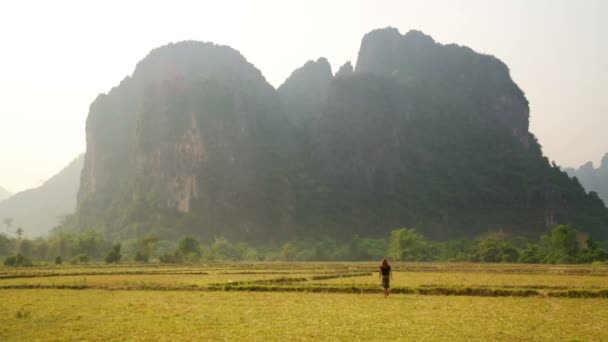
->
[565,153,608,206]
[0,155,84,237]
[278,57,333,127]
[71,28,608,241]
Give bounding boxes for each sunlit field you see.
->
[1,262,607,341]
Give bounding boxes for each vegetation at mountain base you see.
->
[2,225,607,266]
[104,243,122,264]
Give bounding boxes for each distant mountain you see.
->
[72,28,608,241]
[565,153,608,206]
[0,186,11,202]
[0,155,84,237]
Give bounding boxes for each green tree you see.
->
[33,238,49,260]
[177,236,201,260]
[478,238,520,263]
[577,237,608,263]
[134,236,159,262]
[105,243,122,264]
[17,239,33,258]
[390,228,434,261]
[75,231,107,259]
[312,237,338,260]
[337,236,387,261]
[546,225,579,264]
[4,253,32,267]
[207,237,242,261]
[281,242,297,261]
[71,253,89,264]
[518,243,545,263]
[0,233,13,257]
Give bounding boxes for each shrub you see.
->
[4,253,33,267]
[134,251,148,263]
[518,244,544,263]
[177,237,201,260]
[159,251,183,264]
[545,225,579,264]
[54,256,63,265]
[71,253,89,264]
[105,243,122,264]
[478,239,520,263]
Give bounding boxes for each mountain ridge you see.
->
[0,155,84,237]
[70,27,608,241]
[565,153,608,206]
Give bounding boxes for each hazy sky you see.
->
[0,0,606,193]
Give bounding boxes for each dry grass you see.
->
[1,262,607,340]
[1,290,606,341]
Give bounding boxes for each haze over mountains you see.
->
[0,186,11,202]
[0,155,84,237]
[64,27,608,242]
[565,153,608,206]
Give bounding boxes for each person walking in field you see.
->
[379,258,393,298]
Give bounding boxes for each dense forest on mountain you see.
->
[61,27,608,243]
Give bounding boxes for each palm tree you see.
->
[3,217,13,235]
[16,227,24,240]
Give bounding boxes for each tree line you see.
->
[1,223,607,266]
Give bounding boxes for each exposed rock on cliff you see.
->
[75,29,608,241]
[278,57,333,126]
[356,28,530,148]
[78,42,293,240]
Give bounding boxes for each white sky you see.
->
[0,0,606,193]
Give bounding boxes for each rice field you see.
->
[1,262,607,341]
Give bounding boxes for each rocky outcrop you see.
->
[75,29,608,241]
[277,57,333,126]
[78,42,293,241]
[355,28,530,148]
[335,62,353,78]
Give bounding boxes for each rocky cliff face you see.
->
[356,28,530,148]
[278,57,333,126]
[76,29,608,241]
[78,42,293,240]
